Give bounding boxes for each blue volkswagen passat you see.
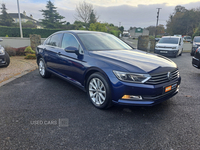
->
[36,31,181,109]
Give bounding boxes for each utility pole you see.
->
[17,0,23,38]
[154,8,161,51]
[119,22,121,27]
[155,8,161,39]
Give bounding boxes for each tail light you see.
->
[195,48,199,53]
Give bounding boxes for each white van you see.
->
[155,36,183,58]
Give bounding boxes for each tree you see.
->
[89,10,97,25]
[40,0,66,28]
[75,1,98,26]
[0,3,13,26]
[89,22,107,32]
[174,5,187,13]
[146,26,156,35]
[166,5,200,36]
[118,26,124,33]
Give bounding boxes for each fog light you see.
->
[122,95,143,100]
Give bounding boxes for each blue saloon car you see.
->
[36,31,181,109]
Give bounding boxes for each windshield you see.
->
[158,38,179,44]
[78,33,132,51]
[194,37,200,42]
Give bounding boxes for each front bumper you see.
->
[155,49,178,57]
[0,55,7,66]
[110,76,181,106]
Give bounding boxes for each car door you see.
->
[58,33,85,84]
[44,33,63,73]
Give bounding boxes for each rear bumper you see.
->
[192,57,200,69]
[0,55,7,66]
[191,47,198,55]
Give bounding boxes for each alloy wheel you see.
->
[89,78,106,106]
[39,60,45,76]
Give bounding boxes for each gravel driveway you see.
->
[0,56,37,84]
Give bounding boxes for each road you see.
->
[0,53,200,149]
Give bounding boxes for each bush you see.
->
[109,30,120,37]
[149,36,155,40]
[0,26,61,38]
[5,47,16,56]
[15,46,27,56]
[24,54,36,59]
[24,46,35,54]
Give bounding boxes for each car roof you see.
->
[55,30,106,34]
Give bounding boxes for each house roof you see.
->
[9,13,37,22]
[8,13,42,27]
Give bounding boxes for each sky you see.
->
[0,0,200,29]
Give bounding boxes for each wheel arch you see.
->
[84,67,111,90]
[37,54,43,65]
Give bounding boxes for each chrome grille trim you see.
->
[145,69,179,85]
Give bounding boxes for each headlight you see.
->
[172,47,177,49]
[113,70,151,83]
[0,46,5,55]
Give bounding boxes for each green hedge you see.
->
[0,26,61,38]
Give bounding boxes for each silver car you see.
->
[0,39,10,67]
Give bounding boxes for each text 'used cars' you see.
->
[36,31,181,109]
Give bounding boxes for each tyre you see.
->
[87,72,113,109]
[179,49,183,56]
[38,58,51,78]
[4,52,10,67]
[174,53,177,58]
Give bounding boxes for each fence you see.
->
[0,37,46,48]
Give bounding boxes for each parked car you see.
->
[183,36,192,42]
[174,35,182,38]
[192,47,200,69]
[155,36,183,58]
[191,36,200,56]
[36,31,181,109]
[155,38,161,42]
[0,39,10,67]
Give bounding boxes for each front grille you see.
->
[157,46,172,49]
[145,69,179,85]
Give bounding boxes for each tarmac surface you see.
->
[0,53,200,149]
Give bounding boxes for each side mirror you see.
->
[191,41,193,44]
[65,46,79,55]
[0,39,3,42]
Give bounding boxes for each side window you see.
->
[49,33,63,47]
[61,33,79,49]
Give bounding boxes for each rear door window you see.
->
[48,33,63,47]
